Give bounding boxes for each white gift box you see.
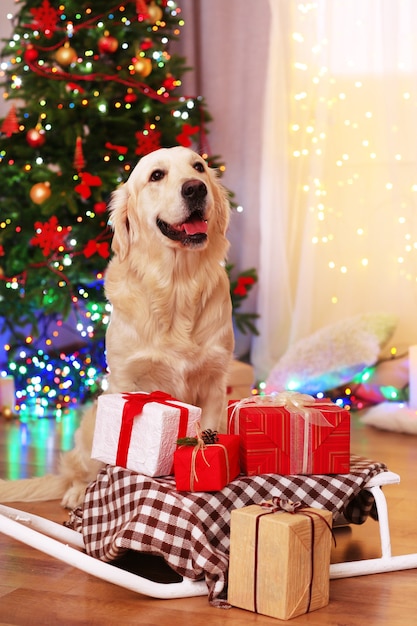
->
[91,391,201,476]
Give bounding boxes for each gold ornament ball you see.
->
[134,57,152,77]
[148,1,164,23]
[56,44,78,66]
[30,181,51,205]
[2,407,13,419]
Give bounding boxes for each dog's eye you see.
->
[150,169,165,181]
[193,161,205,173]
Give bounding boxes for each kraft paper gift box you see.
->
[228,392,350,475]
[174,434,241,491]
[228,501,333,620]
[226,360,255,402]
[91,391,201,476]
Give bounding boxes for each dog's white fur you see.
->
[0,147,234,508]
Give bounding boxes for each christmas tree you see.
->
[0,0,217,415]
[0,0,258,417]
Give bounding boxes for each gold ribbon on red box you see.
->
[229,391,342,473]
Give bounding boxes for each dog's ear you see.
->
[210,170,231,236]
[108,184,130,261]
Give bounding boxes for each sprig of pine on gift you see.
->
[177,429,219,446]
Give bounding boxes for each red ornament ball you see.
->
[124,92,137,103]
[162,75,177,91]
[140,38,153,51]
[24,45,39,63]
[26,128,46,148]
[98,35,118,54]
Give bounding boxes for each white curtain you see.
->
[252,0,417,379]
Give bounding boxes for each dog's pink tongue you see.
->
[183,220,208,235]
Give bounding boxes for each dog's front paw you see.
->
[61,482,88,509]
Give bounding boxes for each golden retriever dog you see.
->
[0,146,234,508]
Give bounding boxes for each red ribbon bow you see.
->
[116,391,188,468]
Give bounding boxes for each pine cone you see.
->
[201,429,219,444]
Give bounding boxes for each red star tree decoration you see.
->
[135,123,161,155]
[29,0,61,38]
[30,215,71,257]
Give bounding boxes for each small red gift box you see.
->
[228,393,350,475]
[174,434,241,491]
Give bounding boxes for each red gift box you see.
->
[228,393,350,475]
[174,434,241,491]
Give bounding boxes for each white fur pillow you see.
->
[266,313,397,395]
[360,402,417,435]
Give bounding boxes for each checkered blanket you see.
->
[67,454,387,607]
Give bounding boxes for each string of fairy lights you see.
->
[258,2,415,409]
[289,3,417,303]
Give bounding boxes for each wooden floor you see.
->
[0,409,416,625]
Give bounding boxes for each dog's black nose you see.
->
[182,179,207,200]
